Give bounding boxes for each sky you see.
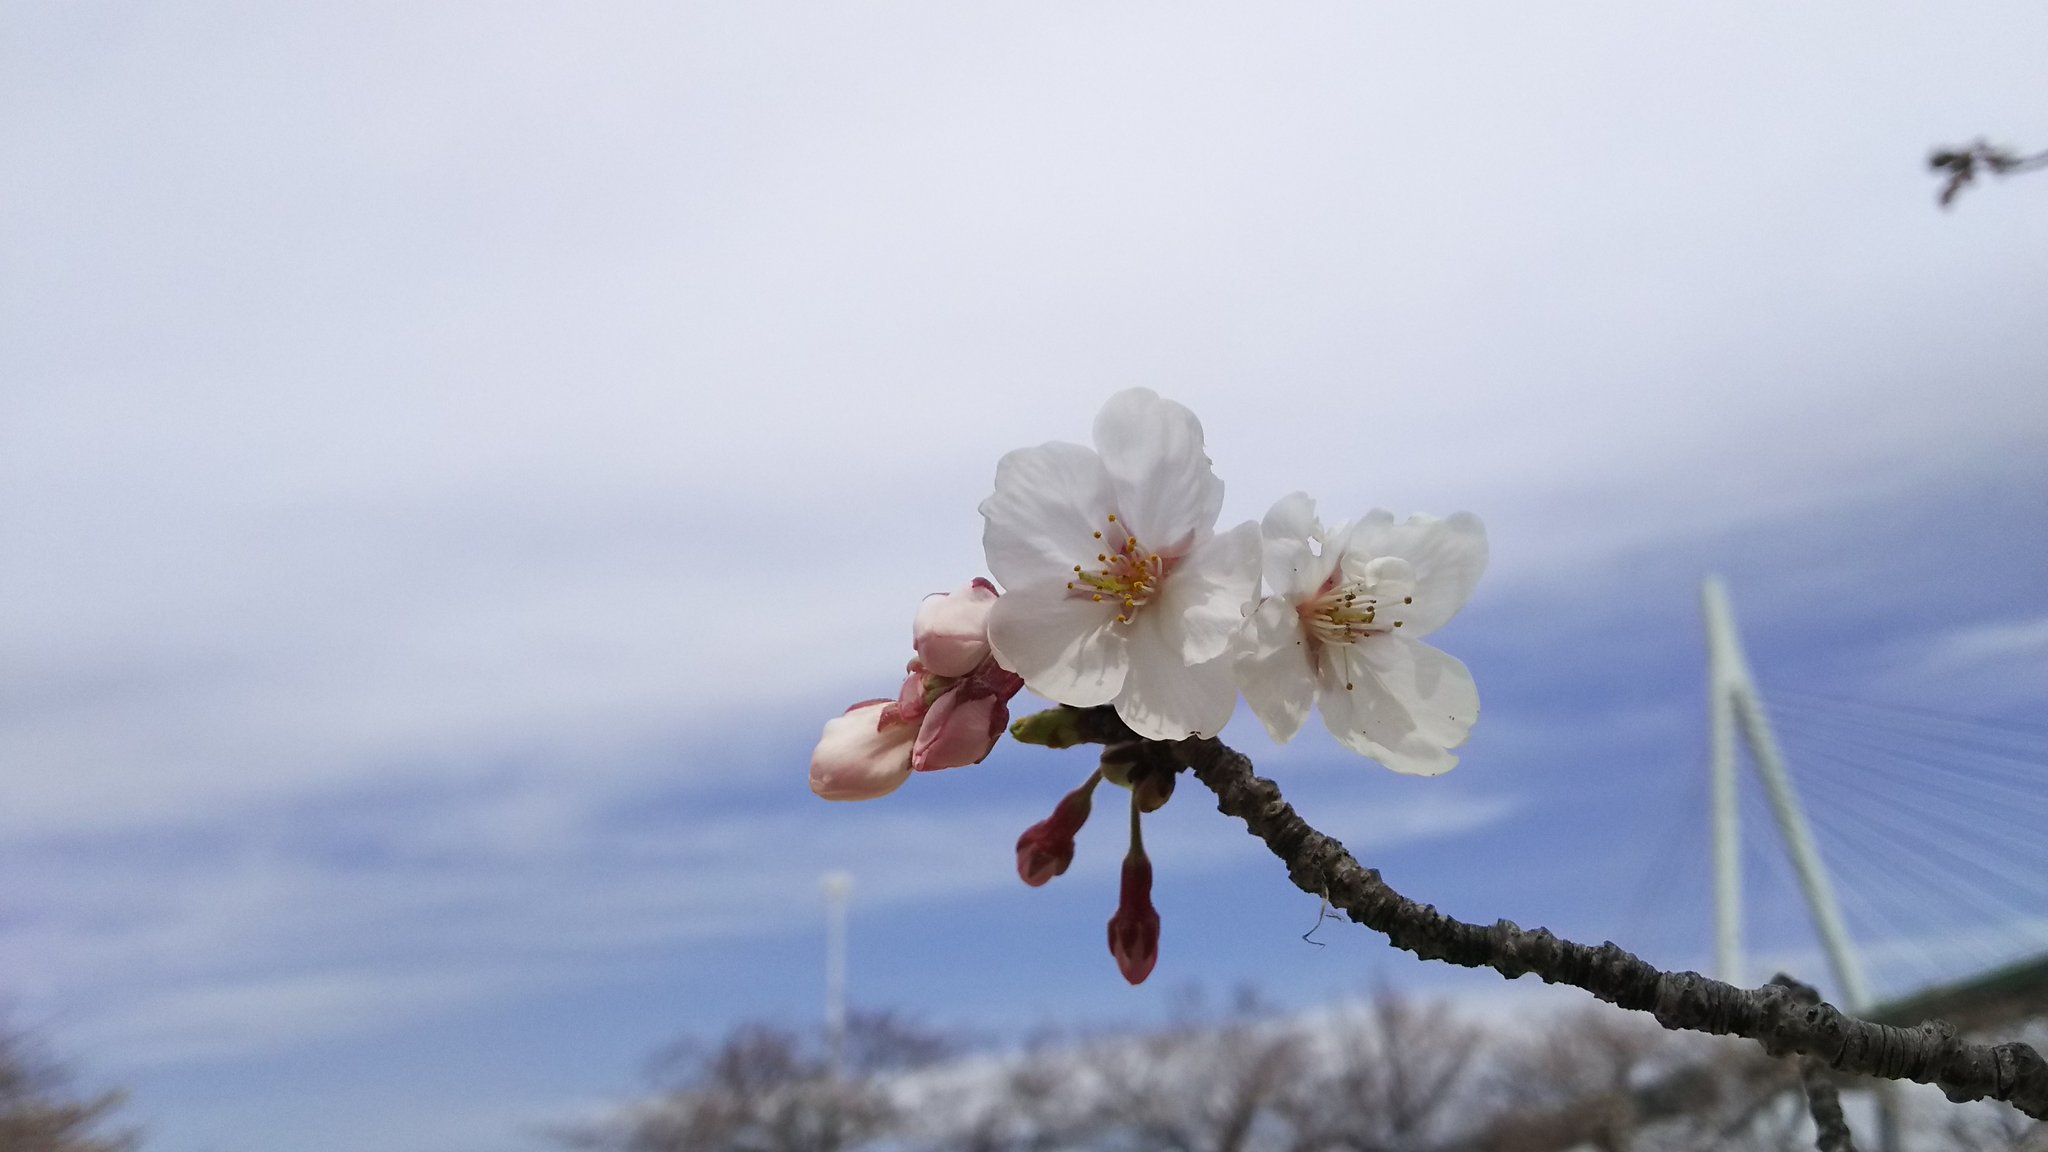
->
[4,3,2047,1150]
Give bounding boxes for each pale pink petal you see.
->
[913,578,999,678]
[1259,492,1327,598]
[1357,634,1479,752]
[1232,596,1316,745]
[1089,389,1223,555]
[1322,508,1397,570]
[1152,519,1261,665]
[1337,512,1486,637]
[980,442,1118,593]
[810,702,916,801]
[1335,553,1417,607]
[1113,609,1239,740]
[1378,512,1487,636]
[986,587,1127,707]
[1316,644,1460,776]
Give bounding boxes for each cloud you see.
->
[1928,615,2048,672]
[3,756,1518,1070]
[7,2,2048,840]
[70,969,505,1069]
[1848,612,2048,712]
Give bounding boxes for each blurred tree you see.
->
[582,990,1918,1152]
[1466,1006,1802,1152]
[1278,993,1485,1152]
[1937,1097,2048,1152]
[919,1028,1093,1152]
[0,1022,137,1152]
[1069,989,1308,1152]
[568,1011,951,1152]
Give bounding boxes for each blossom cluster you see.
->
[810,389,1487,983]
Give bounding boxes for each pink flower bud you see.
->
[1014,784,1095,886]
[810,701,916,802]
[912,687,1008,773]
[910,658,1025,773]
[1106,848,1160,985]
[912,578,1000,678]
[888,665,933,728]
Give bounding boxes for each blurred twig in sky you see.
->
[1930,139,2048,207]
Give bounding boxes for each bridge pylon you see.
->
[1701,576,1871,1011]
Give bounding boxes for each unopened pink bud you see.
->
[910,654,1025,773]
[1107,848,1160,985]
[913,688,1009,772]
[888,666,933,727]
[810,701,916,802]
[912,578,1000,678]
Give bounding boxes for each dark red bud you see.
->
[1015,821,1074,887]
[1107,848,1159,985]
[1013,784,1095,887]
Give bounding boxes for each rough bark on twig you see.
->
[1771,976,1859,1152]
[1030,706,2048,1121]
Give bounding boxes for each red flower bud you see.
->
[1013,781,1095,887]
[1014,822,1073,887]
[1107,847,1160,985]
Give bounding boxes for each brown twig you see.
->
[1771,975,1860,1152]
[1929,140,2048,208]
[1028,706,2048,1121]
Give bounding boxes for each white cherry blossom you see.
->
[1233,492,1486,774]
[981,389,1260,741]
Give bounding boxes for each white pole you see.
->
[821,871,852,1083]
[1703,579,1889,1151]
[1733,687,1872,1011]
[1703,577,1744,986]
[1701,578,1870,1011]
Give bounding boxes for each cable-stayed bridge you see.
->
[1700,576,2048,1035]
[1770,685,2048,1032]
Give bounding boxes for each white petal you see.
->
[1359,634,1478,750]
[1260,492,1327,597]
[1316,644,1417,748]
[1369,513,1488,637]
[1232,596,1315,744]
[1322,508,1397,568]
[986,587,1128,707]
[1315,642,1461,776]
[1115,619,1240,741]
[1090,388,1224,555]
[1152,519,1261,665]
[980,442,1117,592]
[1340,554,1418,606]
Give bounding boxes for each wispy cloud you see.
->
[1928,614,2048,671]
[5,762,1518,1070]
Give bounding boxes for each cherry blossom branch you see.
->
[1772,975,1860,1152]
[1019,706,2048,1121]
[1930,140,2048,207]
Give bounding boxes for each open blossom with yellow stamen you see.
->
[980,389,1260,741]
[1233,492,1487,775]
